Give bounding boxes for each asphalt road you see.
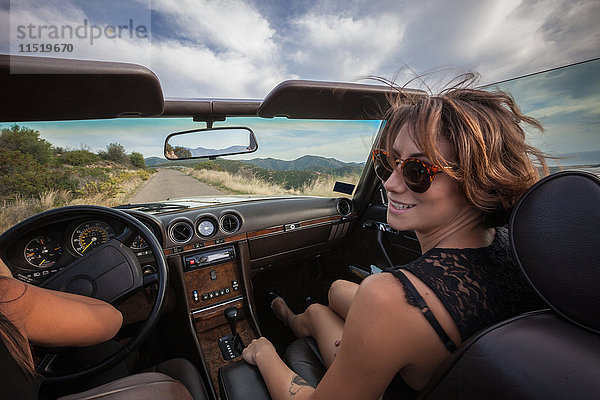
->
[129,168,224,203]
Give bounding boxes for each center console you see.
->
[179,242,258,396]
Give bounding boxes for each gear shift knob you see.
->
[224,306,238,336]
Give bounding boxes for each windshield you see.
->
[491,59,600,174]
[0,117,381,232]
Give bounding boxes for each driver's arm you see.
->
[0,258,123,347]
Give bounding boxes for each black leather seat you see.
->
[283,170,600,399]
[59,358,209,400]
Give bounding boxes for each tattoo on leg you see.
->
[289,374,313,395]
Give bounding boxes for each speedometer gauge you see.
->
[24,236,62,267]
[71,221,115,256]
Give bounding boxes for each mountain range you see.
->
[145,150,600,170]
[242,155,363,171]
[145,155,364,171]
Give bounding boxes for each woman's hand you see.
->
[242,337,277,365]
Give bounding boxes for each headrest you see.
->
[510,170,600,333]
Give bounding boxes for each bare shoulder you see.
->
[348,272,428,351]
[354,272,410,311]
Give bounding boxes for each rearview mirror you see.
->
[164,127,258,160]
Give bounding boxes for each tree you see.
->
[174,146,192,158]
[101,143,128,164]
[0,125,53,163]
[129,152,146,168]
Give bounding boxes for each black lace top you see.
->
[393,227,544,342]
[383,228,545,400]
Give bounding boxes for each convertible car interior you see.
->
[1,55,599,399]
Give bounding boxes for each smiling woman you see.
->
[242,76,552,400]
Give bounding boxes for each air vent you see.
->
[168,221,194,243]
[336,199,353,216]
[220,213,241,234]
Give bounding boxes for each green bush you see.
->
[129,152,146,168]
[194,161,224,171]
[0,125,53,163]
[60,149,99,166]
[0,148,77,198]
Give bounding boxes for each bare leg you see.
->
[271,298,344,368]
[328,279,359,320]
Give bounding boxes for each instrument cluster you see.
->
[11,216,159,284]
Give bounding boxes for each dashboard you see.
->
[2,197,355,287]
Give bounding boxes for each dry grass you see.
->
[0,170,155,234]
[186,168,294,195]
[182,167,358,198]
[0,190,71,233]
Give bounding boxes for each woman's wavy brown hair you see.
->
[0,277,36,379]
[381,73,549,227]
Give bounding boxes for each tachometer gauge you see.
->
[24,236,62,268]
[71,221,115,256]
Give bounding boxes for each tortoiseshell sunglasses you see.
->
[371,149,451,193]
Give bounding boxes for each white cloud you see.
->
[289,13,406,80]
[151,0,277,62]
[149,39,290,98]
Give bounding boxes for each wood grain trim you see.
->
[196,319,256,397]
[163,234,248,255]
[184,261,242,310]
[301,215,340,226]
[224,233,247,243]
[193,298,245,332]
[247,226,284,238]
[246,215,342,240]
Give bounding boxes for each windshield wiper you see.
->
[115,203,190,212]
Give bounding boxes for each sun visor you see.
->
[257,80,423,120]
[1,55,164,122]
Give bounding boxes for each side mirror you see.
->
[164,127,258,160]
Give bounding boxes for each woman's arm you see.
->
[243,273,437,400]
[1,258,123,347]
[243,337,315,399]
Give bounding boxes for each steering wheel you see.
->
[0,205,168,383]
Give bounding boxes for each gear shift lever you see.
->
[224,306,238,337]
[218,306,244,360]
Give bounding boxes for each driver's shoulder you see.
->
[0,277,34,334]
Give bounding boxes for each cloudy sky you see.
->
[1,0,599,162]
[3,0,599,98]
